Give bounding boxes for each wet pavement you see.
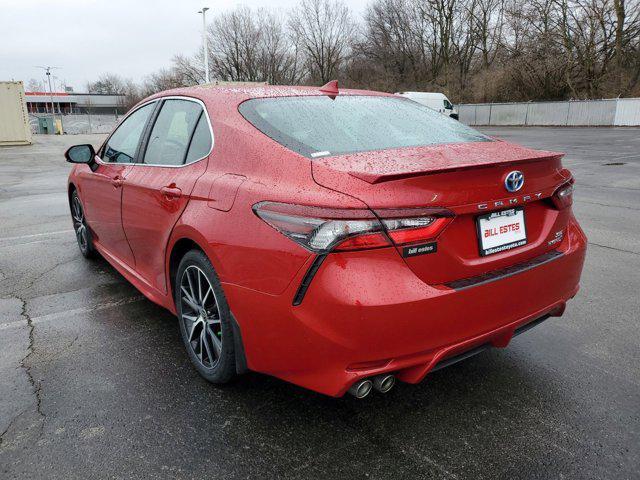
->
[0,129,638,479]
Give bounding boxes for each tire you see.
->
[175,250,236,383]
[70,190,96,259]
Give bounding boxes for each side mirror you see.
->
[65,144,96,164]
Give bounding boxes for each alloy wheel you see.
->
[179,265,223,369]
[72,195,88,252]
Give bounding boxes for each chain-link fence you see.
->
[29,113,120,135]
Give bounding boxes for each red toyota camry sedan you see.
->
[65,83,586,398]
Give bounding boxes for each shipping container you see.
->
[0,81,32,146]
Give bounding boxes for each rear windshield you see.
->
[239,95,489,158]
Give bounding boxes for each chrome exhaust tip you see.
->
[348,379,373,399]
[372,374,395,393]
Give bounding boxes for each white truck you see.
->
[395,91,458,120]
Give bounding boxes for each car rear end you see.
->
[235,92,587,397]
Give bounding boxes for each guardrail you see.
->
[458,98,640,126]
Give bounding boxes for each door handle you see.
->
[111,176,123,188]
[161,185,182,199]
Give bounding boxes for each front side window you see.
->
[143,99,203,166]
[239,95,487,158]
[103,103,155,163]
[444,99,454,110]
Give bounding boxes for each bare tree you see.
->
[452,0,480,96]
[86,73,141,109]
[207,6,262,81]
[289,0,355,83]
[258,10,306,84]
[356,0,423,89]
[173,54,206,85]
[86,0,640,104]
[471,0,505,73]
[27,78,44,92]
[139,68,191,97]
[86,73,128,94]
[420,0,458,82]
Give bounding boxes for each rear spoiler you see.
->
[348,153,564,184]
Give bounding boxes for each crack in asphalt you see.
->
[23,255,79,292]
[579,183,640,192]
[19,295,46,429]
[579,200,640,211]
[60,334,79,356]
[0,254,79,298]
[0,408,30,449]
[0,296,46,449]
[588,242,640,256]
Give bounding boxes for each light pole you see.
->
[198,7,210,84]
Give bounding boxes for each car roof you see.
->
[145,84,393,108]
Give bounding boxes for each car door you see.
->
[79,102,156,267]
[443,98,454,116]
[121,98,212,294]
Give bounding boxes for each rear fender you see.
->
[165,222,249,374]
[165,222,220,312]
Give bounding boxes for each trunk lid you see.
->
[312,140,571,286]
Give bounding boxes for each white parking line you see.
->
[0,295,145,331]
[0,229,74,242]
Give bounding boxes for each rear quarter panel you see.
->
[170,103,368,296]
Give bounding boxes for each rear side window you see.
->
[239,95,488,158]
[103,103,154,163]
[144,99,203,166]
[185,114,212,164]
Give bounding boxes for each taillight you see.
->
[376,207,453,246]
[253,202,453,253]
[253,202,385,253]
[552,180,574,209]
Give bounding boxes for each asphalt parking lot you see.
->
[1,128,639,479]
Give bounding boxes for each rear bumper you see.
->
[224,217,587,397]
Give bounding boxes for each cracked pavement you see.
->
[0,130,639,479]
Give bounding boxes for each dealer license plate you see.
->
[476,207,527,256]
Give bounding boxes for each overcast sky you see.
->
[0,0,369,92]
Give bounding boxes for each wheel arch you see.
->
[68,182,77,205]
[168,237,205,303]
[165,225,225,308]
[166,231,248,375]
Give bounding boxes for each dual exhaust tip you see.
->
[348,374,395,398]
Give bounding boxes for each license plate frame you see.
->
[476,207,528,256]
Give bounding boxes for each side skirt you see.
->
[93,240,174,313]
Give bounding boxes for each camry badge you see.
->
[504,171,524,192]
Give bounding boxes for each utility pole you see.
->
[35,66,63,133]
[36,66,60,117]
[42,77,49,113]
[52,76,62,114]
[198,7,210,84]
